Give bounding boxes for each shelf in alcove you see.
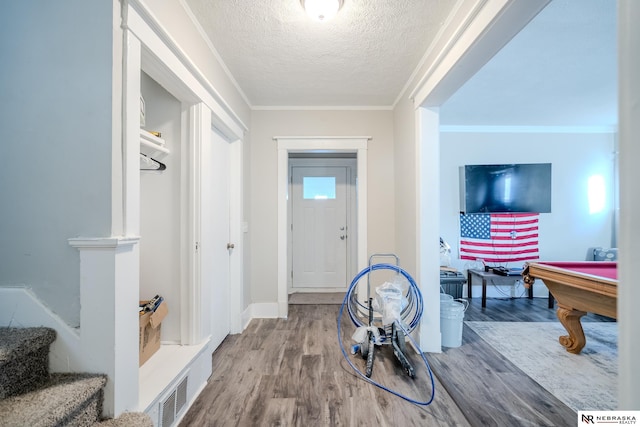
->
[140,129,170,159]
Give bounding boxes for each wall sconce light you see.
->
[301,0,344,22]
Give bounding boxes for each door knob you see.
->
[227,243,235,249]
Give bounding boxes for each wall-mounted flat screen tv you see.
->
[459,163,552,213]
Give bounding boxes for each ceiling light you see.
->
[301,0,343,22]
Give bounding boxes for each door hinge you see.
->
[291,270,293,279]
[195,242,199,252]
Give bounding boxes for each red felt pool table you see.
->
[522,261,617,354]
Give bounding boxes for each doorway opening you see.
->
[275,136,369,318]
[288,155,357,296]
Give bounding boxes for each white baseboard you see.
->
[249,302,280,319]
[234,302,280,334]
[241,305,252,331]
[237,302,281,333]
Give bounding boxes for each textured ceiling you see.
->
[183,0,617,127]
[184,0,456,107]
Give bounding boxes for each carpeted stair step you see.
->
[0,327,56,399]
[0,373,107,427]
[93,412,154,427]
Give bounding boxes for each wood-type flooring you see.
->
[180,297,612,426]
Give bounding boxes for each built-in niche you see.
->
[139,71,182,344]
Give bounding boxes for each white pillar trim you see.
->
[229,135,244,334]
[617,0,640,410]
[416,108,441,353]
[68,235,140,417]
[68,236,140,249]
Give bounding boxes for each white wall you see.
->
[139,73,182,343]
[440,131,616,268]
[249,110,395,303]
[0,1,114,327]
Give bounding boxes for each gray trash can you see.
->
[440,270,466,299]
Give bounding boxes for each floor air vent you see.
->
[176,375,188,413]
[160,374,189,427]
[161,390,176,427]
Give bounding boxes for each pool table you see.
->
[522,261,617,354]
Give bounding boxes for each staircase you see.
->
[0,327,152,427]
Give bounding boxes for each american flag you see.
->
[459,213,539,264]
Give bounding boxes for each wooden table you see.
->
[467,269,533,308]
[522,261,617,354]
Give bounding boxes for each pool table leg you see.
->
[556,305,587,354]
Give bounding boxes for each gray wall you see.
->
[0,1,114,326]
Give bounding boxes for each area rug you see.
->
[465,321,618,412]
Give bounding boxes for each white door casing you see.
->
[275,137,370,318]
[291,165,349,289]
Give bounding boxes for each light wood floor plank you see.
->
[180,298,590,426]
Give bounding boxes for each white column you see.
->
[617,0,640,410]
[69,237,140,417]
[416,107,441,352]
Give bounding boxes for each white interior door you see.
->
[291,166,349,288]
[202,127,231,350]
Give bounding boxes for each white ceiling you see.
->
[184,0,456,107]
[184,0,617,127]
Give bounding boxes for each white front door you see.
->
[291,166,349,289]
[202,127,231,350]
